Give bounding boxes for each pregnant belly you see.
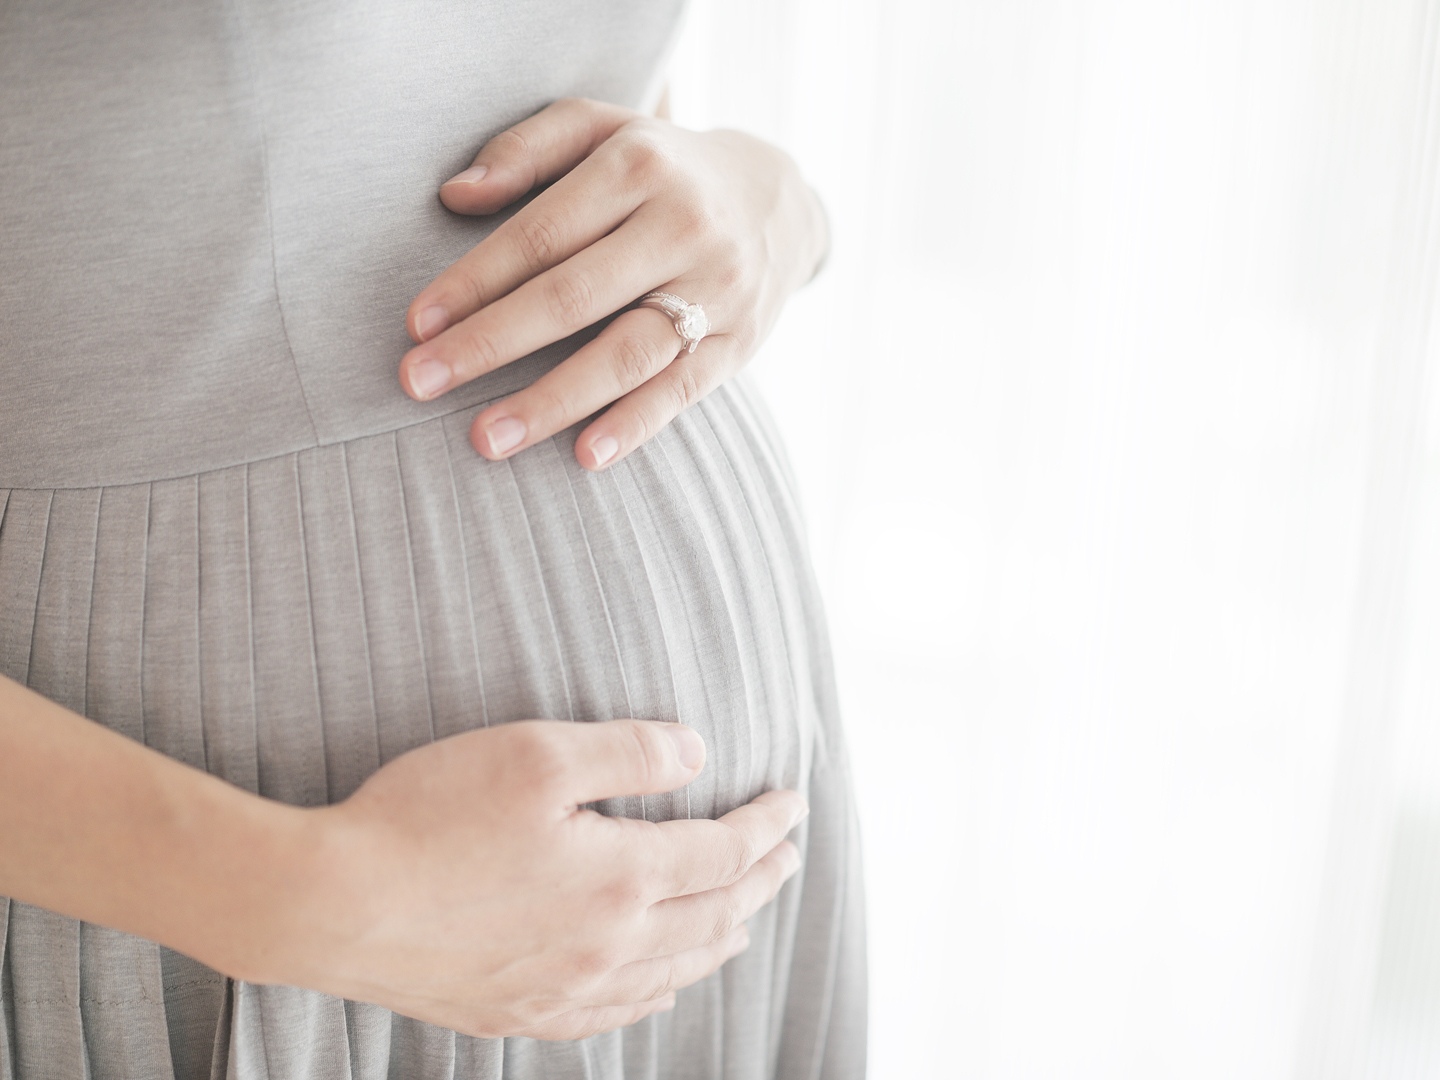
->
[0,380,822,822]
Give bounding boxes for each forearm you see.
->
[0,673,805,1037]
[0,674,317,982]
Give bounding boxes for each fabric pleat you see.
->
[0,380,864,1080]
[0,489,51,685]
[160,948,227,1080]
[609,436,746,826]
[0,892,10,1080]
[86,485,151,749]
[229,983,351,1079]
[79,924,172,1080]
[196,467,261,795]
[393,423,490,745]
[246,457,329,808]
[343,434,440,766]
[295,447,381,803]
[143,476,206,772]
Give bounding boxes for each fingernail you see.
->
[590,435,619,468]
[790,800,810,830]
[484,416,526,456]
[666,725,705,770]
[409,357,451,399]
[444,165,488,185]
[780,842,802,876]
[415,305,449,342]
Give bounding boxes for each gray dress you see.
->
[0,1,866,1077]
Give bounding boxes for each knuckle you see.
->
[575,1012,618,1040]
[669,365,705,414]
[488,127,532,162]
[555,95,595,116]
[644,956,680,1001]
[615,132,675,192]
[623,721,670,787]
[595,876,647,919]
[726,316,760,354]
[458,1014,506,1039]
[669,201,718,248]
[707,891,743,944]
[513,381,565,426]
[420,261,488,319]
[504,724,571,796]
[529,380,594,434]
[458,329,504,378]
[707,237,747,290]
[448,261,491,309]
[512,1001,551,1030]
[719,828,751,887]
[609,333,667,391]
[545,271,596,327]
[513,213,566,271]
[574,944,620,983]
[621,394,674,450]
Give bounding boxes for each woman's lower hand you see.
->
[398,97,828,470]
[277,719,807,1041]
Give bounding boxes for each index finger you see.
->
[651,790,809,899]
[504,718,707,810]
[437,97,635,217]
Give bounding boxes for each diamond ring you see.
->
[638,291,710,354]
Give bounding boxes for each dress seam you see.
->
[392,432,438,744]
[440,424,491,729]
[138,485,153,748]
[0,390,516,494]
[227,0,321,449]
[293,457,332,802]
[193,475,209,774]
[339,443,384,765]
[80,490,102,720]
[20,492,55,690]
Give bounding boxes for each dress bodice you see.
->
[0,0,684,488]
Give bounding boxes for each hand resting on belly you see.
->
[0,675,807,1040]
[397,96,830,471]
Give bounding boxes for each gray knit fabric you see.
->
[0,1,865,1078]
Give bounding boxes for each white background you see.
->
[671,2,1440,1078]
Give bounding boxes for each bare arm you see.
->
[0,674,806,1039]
[0,673,304,976]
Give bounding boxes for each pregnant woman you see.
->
[0,1,865,1077]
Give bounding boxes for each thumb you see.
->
[438,97,634,216]
[518,719,705,808]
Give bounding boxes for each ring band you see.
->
[639,291,709,354]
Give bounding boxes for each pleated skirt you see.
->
[0,380,866,1080]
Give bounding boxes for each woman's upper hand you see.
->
[398,97,828,470]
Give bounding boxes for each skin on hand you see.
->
[273,719,808,1040]
[0,676,807,1043]
[398,97,829,471]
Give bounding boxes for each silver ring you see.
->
[638,291,709,354]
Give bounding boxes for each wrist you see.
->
[218,800,381,992]
[174,791,334,985]
[0,674,361,989]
